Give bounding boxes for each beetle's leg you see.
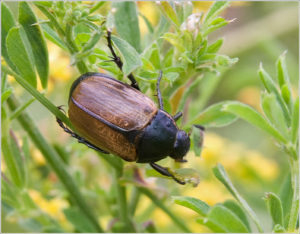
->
[150,162,185,185]
[173,111,183,121]
[106,30,140,90]
[156,70,164,110]
[56,117,109,154]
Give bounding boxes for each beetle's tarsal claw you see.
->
[173,178,186,185]
[175,158,187,163]
[193,124,205,131]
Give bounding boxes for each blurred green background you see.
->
[2,1,298,233]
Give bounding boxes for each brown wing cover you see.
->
[68,74,158,161]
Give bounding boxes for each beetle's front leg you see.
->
[56,116,109,154]
[106,31,140,90]
[150,162,186,185]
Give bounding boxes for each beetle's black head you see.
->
[170,130,190,160]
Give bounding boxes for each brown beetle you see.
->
[57,31,204,184]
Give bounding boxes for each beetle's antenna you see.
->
[106,31,140,90]
[156,70,164,110]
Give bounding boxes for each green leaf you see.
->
[139,12,154,34]
[2,65,72,129]
[273,224,285,233]
[9,130,27,188]
[264,192,284,227]
[76,29,102,59]
[291,98,299,144]
[213,164,263,232]
[259,64,291,124]
[112,1,141,52]
[34,1,53,7]
[2,177,20,208]
[158,2,179,27]
[173,196,210,216]
[1,3,17,71]
[203,17,228,36]
[1,130,23,188]
[1,88,13,104]
[223,200,251,231]
[64,207,97,233]
[190,102,238,128]
[279,173,293,229]
[75,33,91,46]
[164,72,179,83]
[6,27,37,88]
[154,14,171,39]
[41,24,68,50]
[216,54,238,67]
[261,92,289,138]
[207,38,224,53]
[178,75,203,112]
[276,51,291,88]
[141,58,155,71]
[9,97,35,120]
[174,1,193,25]
[22,136,31,161]
[148,43,161,69]
[162,32,185,52]
[276,52,293,111]
[191,124,205,157]
[110,35,142,76]
[202,204,249,233]
[89,1,106,14]
[281,84,293,111]
[19,2,49,89]
[197,217,226,233]
[222,101,287,144]
[204,1,230,24]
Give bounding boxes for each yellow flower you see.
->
[28,189,70,229]
[31,148,46,166]
[236,86,262,111]
[138,2,159,36]
[37,42,73,93]
[184,180,232,206]
[1,158,6,172]
[245,151,279,181]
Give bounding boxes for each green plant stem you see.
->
[129,186,141,215]
[2,65,72,129]
[35,4,65,37]
[113,167,136,232]
[65,24,88,74]
[7,94,104,233]
[288,158,299,231]
[138,187,191,233]
[9,97,35,120]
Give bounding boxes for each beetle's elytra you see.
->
[57,31,203,184]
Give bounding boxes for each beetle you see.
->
[57,31,204,184]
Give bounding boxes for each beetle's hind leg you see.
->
[106,31,140,90]
[150,162,185,185]
[56,109,109,154]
